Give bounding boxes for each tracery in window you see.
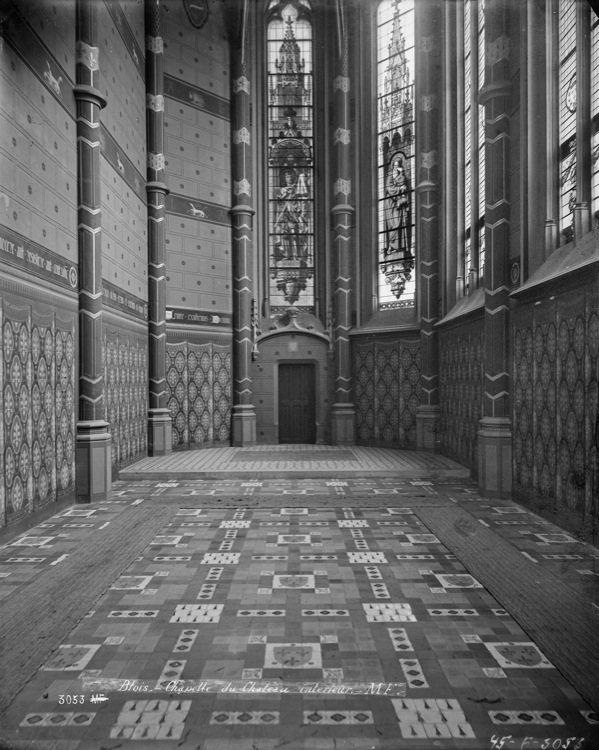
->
[462,0,484,294]
[477,0,485,283]
[377,0,415,309]
[558,0,577,242]
[591,10,599,224]
[267,1,314,312]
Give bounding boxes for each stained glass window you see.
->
[464,0,472,290]
[377,0,415,309]
[591,11,599,224]
[462,0,485,295]
[558,0,577,242]
[477,0,485,283]
[267,1,315,312]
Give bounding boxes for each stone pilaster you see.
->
[74,0,111,502]
[229,20,256,446]
[331,33,355,446]
[145,0,172,455]
[415,1,442,452]
[478,0,512,498]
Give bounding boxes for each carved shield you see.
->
[438,574,481,588]
[272,645,314,667]
[278,575,310,588]
[494,643,544,667]
[183,0,210,29]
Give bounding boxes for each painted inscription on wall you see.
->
[0,228,78,290]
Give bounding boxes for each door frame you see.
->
[276,360,318,444]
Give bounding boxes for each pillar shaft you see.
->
[478,0,512,497]
[74,0,111,501]
[331,27,355,446]
[145,0,172,455]
[230,19,256,446]
[415,0,442,452]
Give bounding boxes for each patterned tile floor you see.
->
[0,473,598,749]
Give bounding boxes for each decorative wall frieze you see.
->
[101,125,146,199]
[233,76,250,94]
[2,8,76,118]
[333,128,351,145]
[102,279,148,320]
[233,127,251,145]
[164,75,230,119]
[0,226,78,291]
[334,76,350,93]
[146,35,163,54]
[486,35,510,66]
[234,179,251,197]
[147,93,164,111]
[76,41,99,71]
[166,308,232,327]
[104,0,144,75]
[166,193,229,225]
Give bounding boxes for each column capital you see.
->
[331,203,355,215]
[73,84,107,109]
[230,204,256,217]
[478,80,512,106]
[146,181,170,196]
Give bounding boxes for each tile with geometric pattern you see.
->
[0,476,597,749]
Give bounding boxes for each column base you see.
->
[416,405,441,452]
[477,417,512,499]
[332,404,355,446]
[574,202,591,239]
[75,420,112,503]
[148,408,173,456]
[231,404,257,446]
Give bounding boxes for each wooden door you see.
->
[278,364,316,444]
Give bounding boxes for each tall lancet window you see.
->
[591,8,599,224]
[463,0,485,293]
[558,0,577,241]
[377,0,415,309]
[267,0,315,312]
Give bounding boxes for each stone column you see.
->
[331,27,355,445]
[415,0,442,452]
[145,0,172,455]
[478,0,512,498]
[74,0,111,501]
[229,13,256,446]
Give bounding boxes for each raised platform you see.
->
[119,444,470,481]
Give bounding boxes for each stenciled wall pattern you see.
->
[353,336,421,448]
[166,339,231,449]
[1,300,76,527]
[438,319,484,472]
[513,287,599,544]
[103,325,148,474]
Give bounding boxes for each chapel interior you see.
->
[0,0,599,748]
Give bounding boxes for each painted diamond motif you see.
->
[170,604,223,623]
[363,603,416,622]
